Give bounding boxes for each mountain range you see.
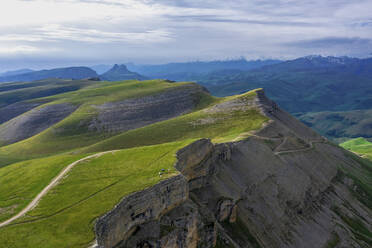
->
[197,56,372,142]
[0,67,98,82]
[0,64,147,83]
[1,56,372,142]
[127,58,282,81]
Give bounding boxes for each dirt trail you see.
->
[0,134,325,229]
[274,139,325,155]
[0,151,115,228]
[249,134,325,155]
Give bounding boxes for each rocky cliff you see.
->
[94,90,372,248]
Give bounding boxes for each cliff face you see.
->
[94,90,371,248]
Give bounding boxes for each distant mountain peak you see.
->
[111,64,129,71]
[100,64,147,81]
[302,55,355,64]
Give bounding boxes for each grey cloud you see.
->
[164,14,314,26]
[1,0,372,71]
[287,37,372,48]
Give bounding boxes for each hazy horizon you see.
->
[1,0,372,71]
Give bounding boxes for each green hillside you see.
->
[341,138,372,160]
[0,141,188,248]
[83,91,266,153]
[0,154,86,222]
[0,79,268,247]
[0,79,212,166]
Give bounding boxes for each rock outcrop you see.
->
[94,90,372,248]
[95,175,189,248]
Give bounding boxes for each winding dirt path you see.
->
[274,139,325,155]
[248,133,326,155]
[0,151,114,228]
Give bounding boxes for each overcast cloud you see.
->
[0,0,372,71]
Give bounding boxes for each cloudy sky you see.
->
[0,0,372,71]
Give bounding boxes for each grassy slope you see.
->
[83,91,267,153]
[0,141,189,247]
[0,154,86,222]
[0,80,202,166]
[0,86,267,247]
[341,138,372,160]
[0,79,98,108]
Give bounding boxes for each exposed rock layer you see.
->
[94,90,372,248]
[89,85,207,133]
[0,102,43,125]
[0,103,77,145]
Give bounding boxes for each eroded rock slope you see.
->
[88,84,207,133]
[94,90,371,248]
[0,103,77,145]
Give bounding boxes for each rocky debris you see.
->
[89,85,207,134]
[0,103,77,145]
[94,90,371,248]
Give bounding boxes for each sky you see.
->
[0,0,372,71]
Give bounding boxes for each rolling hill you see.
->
[0,78,370,247]
[0,79,212,165]
[341,137,372,160]
[0,67,98,83]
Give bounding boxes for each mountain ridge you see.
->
[0,66,98,83]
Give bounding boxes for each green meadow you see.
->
[340,137,372,160]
